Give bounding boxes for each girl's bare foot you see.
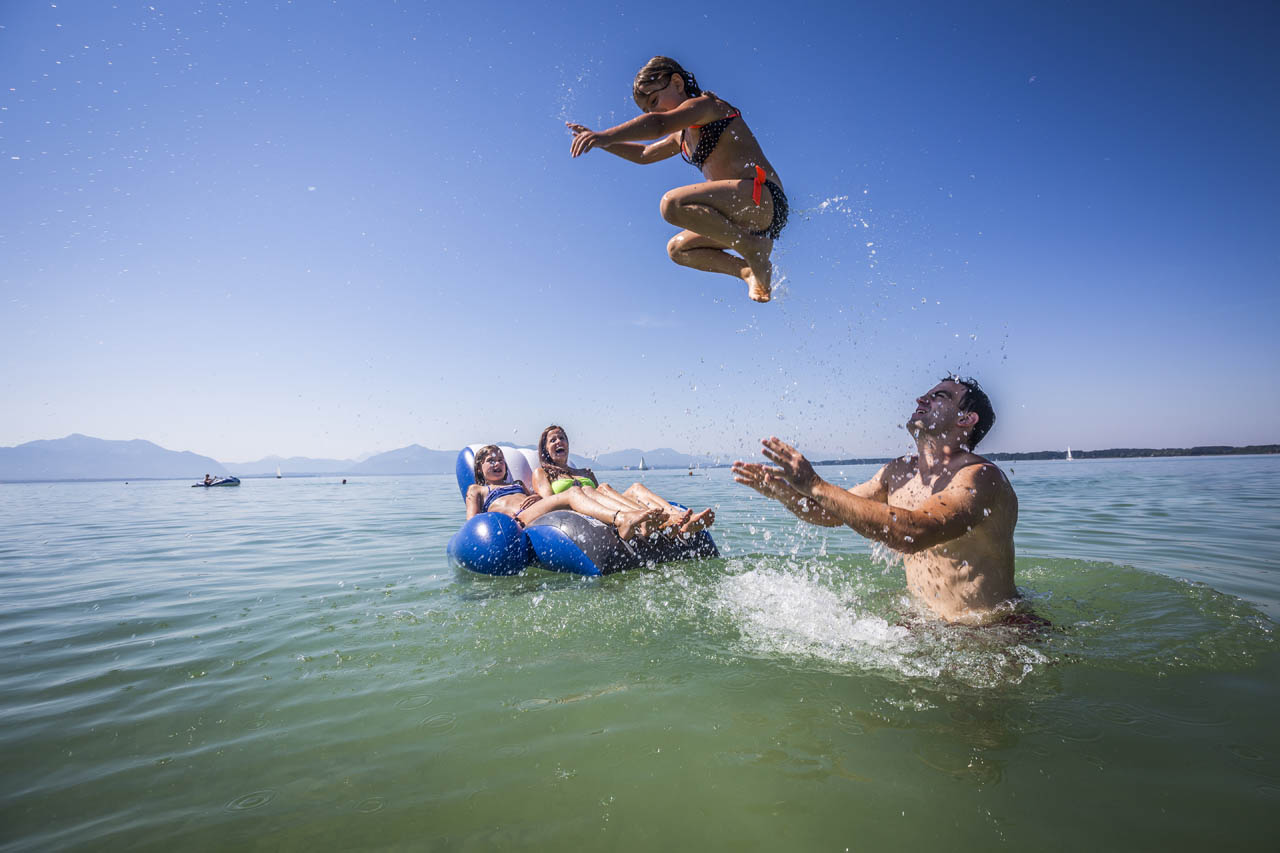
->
[661,507,692,537]
[680,508,715,535]
[737,234,773,302]
[615,508,663,540]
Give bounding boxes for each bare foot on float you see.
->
[615,508,664,540]
[638,508,670,539]
[679,508,715,535]
[738,235,773,303]
[652,508,693,539]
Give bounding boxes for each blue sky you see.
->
[3,0,1278,462]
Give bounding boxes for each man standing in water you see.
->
[732,377,1020,624]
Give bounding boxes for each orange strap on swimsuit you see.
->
[681,111,741,166]
[752,165,766,206]
[688,111,740,130]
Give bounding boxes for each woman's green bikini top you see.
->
[550,475,596,494]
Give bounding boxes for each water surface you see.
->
[1,456,1276,849]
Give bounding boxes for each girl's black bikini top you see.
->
[681,111,741,170]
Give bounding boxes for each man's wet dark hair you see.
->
[946,375,995,448]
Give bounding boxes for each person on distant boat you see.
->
[531,425,714,536]
[467,445,663,541]
[567,56,787,303]
[733,376,1023,625]
[203,474,214,485]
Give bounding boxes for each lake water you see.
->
[1,456,1277,849]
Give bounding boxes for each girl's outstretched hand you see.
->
[567,121,602,157]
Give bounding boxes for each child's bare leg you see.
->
[666,231,749,279]
[660,181,775,302]
[563,489,661,540]
[586,484,651,514]
[595,483,682,536]
[512,492,575,524]
[623,482,687,522]
[624,482,714,534]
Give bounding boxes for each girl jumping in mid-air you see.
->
[569,56,788,303]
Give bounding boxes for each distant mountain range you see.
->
[0,434,228,481]
[592,447,722,469]
[4,434,1274,482]
[0,435,720,482]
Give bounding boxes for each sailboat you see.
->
[1065,446,1073,461]
[276,464,283,478]
[638,456,649,471]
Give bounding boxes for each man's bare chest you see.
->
[888,474,933,510]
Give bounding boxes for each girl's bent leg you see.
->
[667,231,750,280]
[659,181,776,302]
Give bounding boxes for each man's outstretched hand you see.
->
[759,436,820,496]
[731,460,791,499]
[732,437,820,498]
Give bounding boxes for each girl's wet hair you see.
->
[633,56,701,107]
[473,445,505,484]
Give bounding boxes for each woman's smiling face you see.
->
[545,429,569,462]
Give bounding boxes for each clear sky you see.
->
[3,0,1278,462]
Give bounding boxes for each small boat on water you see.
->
[276,465,282,479]
[193,477,240,488]
[1066,446,1074,461]
[638,456,649,471]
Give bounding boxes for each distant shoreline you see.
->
[814,444,1280,466]
[3,446,1278,483]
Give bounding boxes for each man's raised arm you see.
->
[732,451,890,528]
[757,437,993,553]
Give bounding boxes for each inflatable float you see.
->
[447,445,718,576]
[192,477,240,487]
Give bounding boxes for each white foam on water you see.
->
[713,560,1053,689]
[715,564,913,670]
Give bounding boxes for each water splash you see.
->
[711,558,1052,689]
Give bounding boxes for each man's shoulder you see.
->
[883,454,918,476]
[953,455,1008,482]
[957,458,1016,508]
[971,455,1011,480]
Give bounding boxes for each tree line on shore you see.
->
[816,445,1279,466]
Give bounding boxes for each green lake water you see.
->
[1,456,1276,849]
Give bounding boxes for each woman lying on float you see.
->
[465,444,663,540]
[531,424,714,536]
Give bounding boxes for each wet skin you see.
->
[733,381,1019,624]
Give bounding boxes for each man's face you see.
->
[907,380,972,438]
